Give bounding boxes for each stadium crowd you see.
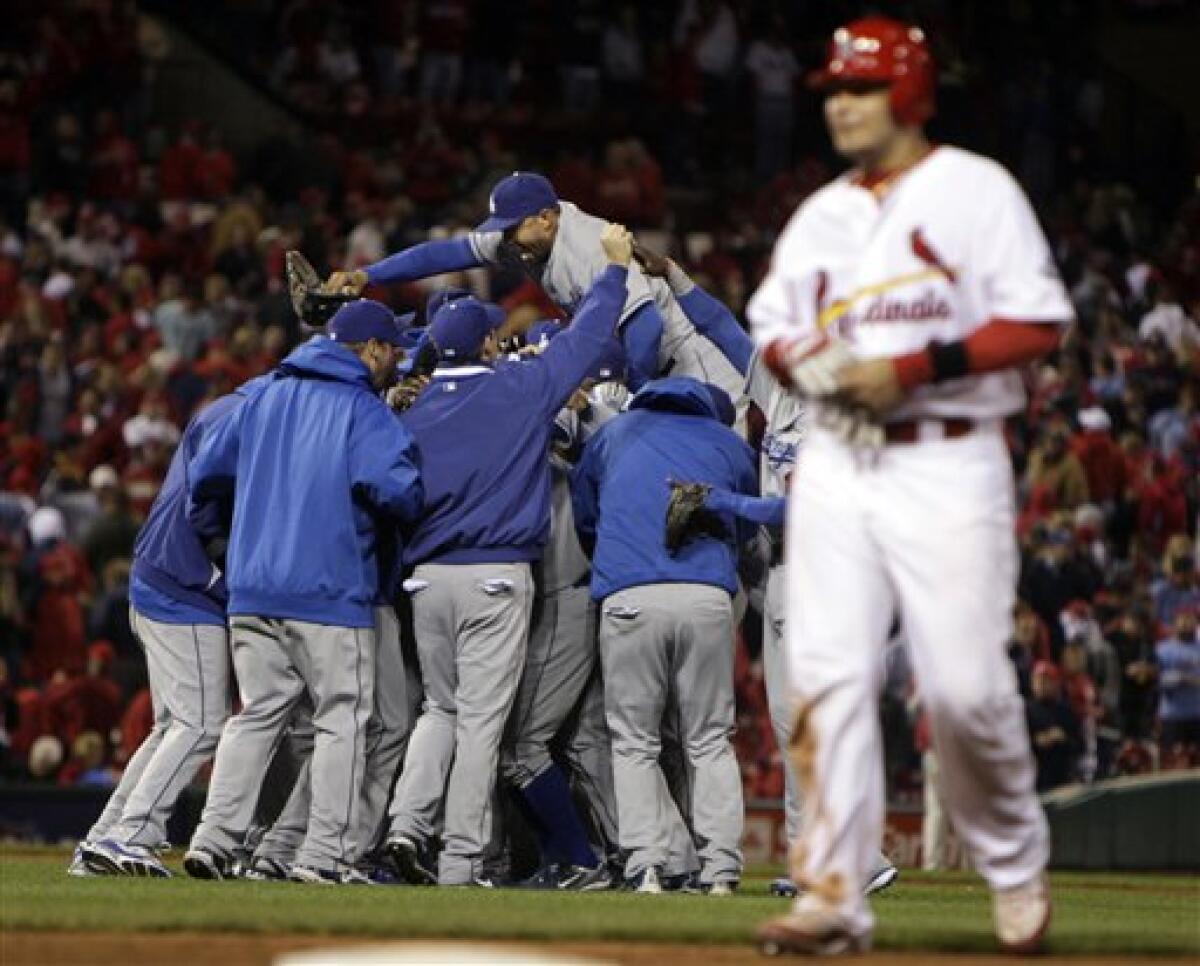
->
[1,0,1198,820]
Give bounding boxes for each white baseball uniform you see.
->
[749,145,1071,936]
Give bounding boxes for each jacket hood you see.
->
[279,336,374,389]
[629,376,734,425]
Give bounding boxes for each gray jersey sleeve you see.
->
[467,230,505,265]
[745,349,778,413]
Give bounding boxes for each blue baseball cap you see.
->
[425,286,473,323]
[429,297,506,361]
[327,300,407,348]
[587,339,627,382]
[476,172,559,234]
[704,383,736,427]
[526,320,563,347]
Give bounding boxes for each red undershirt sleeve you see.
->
[893,319,1064,391]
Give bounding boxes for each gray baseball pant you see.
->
[558,666,620,860]
[502,584,596,788]
[599,583,743,885]
[190,616,375,872]
[87,609,229,847]
[251,604,419,866]
[247,702,314,866]
[764,563,803,843]
[387,562,533,884]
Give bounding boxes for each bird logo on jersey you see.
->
[910,228,957,283]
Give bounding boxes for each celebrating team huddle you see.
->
[68,16,1072,958]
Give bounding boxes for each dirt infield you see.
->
[2,931,1191,966]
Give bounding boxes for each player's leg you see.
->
[503,584,601,874]
[289,619,376,876]
[598,585,675,886]
[880,433,1048,944]
[387,569,460,864]
[81,613,170,847]
[673,583,743,889]
[763,564,802,843]
[110,614,229,849]
[762,435,896,948]
[438,563,534,885]
[560,658,621,871]
[353,603,417,863]
[248,702,314,876]
[187,617,304,876]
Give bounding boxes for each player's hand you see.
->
[835,358,906,415]
[633,241,670,277]
[325,270,368,295]
[601,224,634,267]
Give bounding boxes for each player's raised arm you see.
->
[637,246,753,376]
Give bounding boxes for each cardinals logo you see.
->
[910,228,957,283]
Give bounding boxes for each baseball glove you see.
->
[286,250,356,327]
[664,480,727,553]
[761,331,856,399]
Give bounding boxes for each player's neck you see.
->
[855,132,933,196]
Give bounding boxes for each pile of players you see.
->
[70,15,1069,957]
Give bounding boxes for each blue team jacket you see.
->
[188,337,423,628]
[572,376,758,600]
[400,264,627,567]
[129,376,273,626]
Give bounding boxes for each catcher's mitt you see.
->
[664,480,727,553]
[286,250,356,328]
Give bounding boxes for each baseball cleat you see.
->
[385,835,437,886]
[67,843,96,877]
[288,864,340,885]
[183,847,231,880]
[770,877,799,898]
[705,880,738,897]
[993,874,1052,954]
[864,862,899,896]
[756,903,872,957]
[628,865,663,894]
[557,863,613,892]
[84,839,172,878]
[238,855,291,881]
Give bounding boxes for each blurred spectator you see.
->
[19,507,92,683]
[27,733,64,782]
[58,729,113,787]
[151,282,217,362]
[1025,661,1084,792]
[744,18,800,180]
[1152,536,1200,627]
[603,5,645,102]
[1025,426,1090,511]
[80,464,138,579]
[1138,278,1200,360]
[1155,607,1200,765]
[1072,408,1124,509]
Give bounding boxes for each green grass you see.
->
[1,848,1197,956]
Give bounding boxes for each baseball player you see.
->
[384,225,633,887]
[641,251,898,898]
[325,172,746,417]
[572,376,758,895]
[72,376,272,878]
[183,300,423,883]
[499,329,624,890]
[749,17,1071,955]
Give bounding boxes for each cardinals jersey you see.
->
[748,146,1072,420]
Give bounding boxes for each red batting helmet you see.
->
[809,16,936,127]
